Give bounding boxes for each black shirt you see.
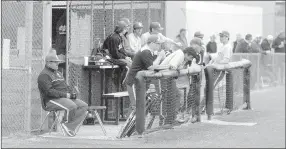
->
[126,49,156,86]
[38,66,73,104]
[206,41,217,53]
[272,37,285,53]
[103,32,127,59]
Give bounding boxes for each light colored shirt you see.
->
[213,42,233,63]
[141,32,174,47]
[160,49,185,70]
[128,33,142,53]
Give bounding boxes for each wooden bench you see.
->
[102,91,129,125]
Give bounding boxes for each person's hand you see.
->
[174,42,182,48]
[125,56,132,62]
[158,50,166,60]
[278,42,284,48]
[67,93,71,99]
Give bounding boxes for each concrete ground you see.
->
[2,86,285,148]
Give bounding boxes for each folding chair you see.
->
[38,93,66,136]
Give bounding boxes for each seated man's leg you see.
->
[69,99,88,132]
[46,98,78,135]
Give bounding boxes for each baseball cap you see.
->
[120,18,131,26]
[150,22,164,31]
[194,31,204,38]
[45,49,64,63]
[133,22,143,29]
[219,30,230,37]
[147,35,164,44]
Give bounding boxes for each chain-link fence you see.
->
[134,68,202,135]
[67,1,166,119]
[232,53,285,90]
[2,1,44,136]
[1,0,284,137]
[204,60,252,120]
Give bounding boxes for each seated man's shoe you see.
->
[61,123,76,137]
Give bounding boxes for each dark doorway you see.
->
[52,8,66,77]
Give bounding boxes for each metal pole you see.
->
[25,1,33,133]
[90,1,94,51]
[112,0,114,31]
[147,1,150,26]
[65,0,70,85]
[135,73,146,135]
[130,1,133,25]
[103,0,106,39]
[42,0,52,131]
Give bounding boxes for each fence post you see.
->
[256,54,260,90]
[90,1,94,50]
[65,0,70,85]
[112,0,114,31]
[243,67,251,109]
[42,1,53,132]
[204,66,214,120]
[225,71,233,111]
[130,1,133,26]
[147,1,150,25]
[24,1,33,133]
[135,72,146,135]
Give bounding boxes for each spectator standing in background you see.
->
[250,35,262,53]
[175,28,188,49]
[235,34,252,53]
[261,35,274,53]
[233,33,242,53]
[272,32,285,53]
[260,35,277,86]
[205,34,217,64]
[206,34,217,53]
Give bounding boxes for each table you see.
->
[83,65,120,121]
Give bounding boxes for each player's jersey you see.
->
[213,42,233,64]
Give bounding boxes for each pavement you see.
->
[2,86,285,148]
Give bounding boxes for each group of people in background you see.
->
[232,32,285,54]
[101,17,238,123]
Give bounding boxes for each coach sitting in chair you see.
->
[37,49,88,137]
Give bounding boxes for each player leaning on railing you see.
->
[159,45,201,123]
[201,30,234,120]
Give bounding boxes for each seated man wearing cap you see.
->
[141,22,181,48]
[125,35,165,113]
[103,20,132,68]
[127,22,144,58]
[37,49,88,137]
